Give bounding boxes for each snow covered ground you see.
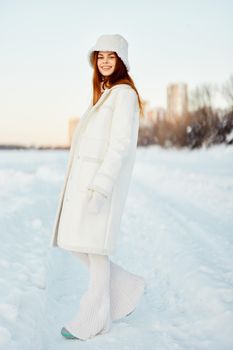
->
[0,145,233,350]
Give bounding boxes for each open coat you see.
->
[50,83,140,255]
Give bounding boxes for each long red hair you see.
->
[90,51,144,118]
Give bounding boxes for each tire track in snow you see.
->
[133,164,233,277]
[127,168,233,349]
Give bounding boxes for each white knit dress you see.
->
[64,251,145,340]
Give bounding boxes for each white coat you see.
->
[50,83,140,255]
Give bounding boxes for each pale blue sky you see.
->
[0,0,232,146]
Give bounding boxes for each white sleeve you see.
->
[88,88,138,198]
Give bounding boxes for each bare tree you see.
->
[189,83,216,115]
[222,74,233,110]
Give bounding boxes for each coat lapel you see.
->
[74,88,111,139]
[64,88,111,174]
[75,88,111,131]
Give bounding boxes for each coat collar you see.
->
[87,83,131,113]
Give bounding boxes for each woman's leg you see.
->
[65,253,112,340]
[71,251,145,321]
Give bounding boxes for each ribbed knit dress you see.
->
[65,251,145,340]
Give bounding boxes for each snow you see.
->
[0,327,11,348]
[0,145,233,350]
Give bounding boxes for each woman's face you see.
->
[97,51,117,77]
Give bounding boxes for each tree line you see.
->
[138,75,233,149]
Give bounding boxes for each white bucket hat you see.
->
[88,34,130,72]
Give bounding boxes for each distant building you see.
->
[139,99,151,127]
[147,106,166,122]
[69,118,80,146]
[140,96,166,126]
[167,83,188,120]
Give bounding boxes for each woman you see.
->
[50,33,146,340]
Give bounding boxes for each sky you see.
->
[0,0,232,146]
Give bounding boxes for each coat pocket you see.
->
[78,160,101,192]
[78,135,109,161]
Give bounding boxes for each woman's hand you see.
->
[86,189,106,214]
